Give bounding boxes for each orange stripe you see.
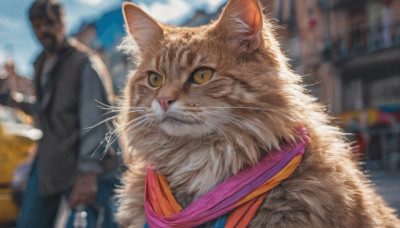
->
[225,154,303,227]
[157,173,182,216]
[237,194,267,227]
[225,193,267,228]
[235,155,302,206]
[225,198,255,227]
[148,171,163,215]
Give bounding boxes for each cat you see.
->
[115,0,400,227]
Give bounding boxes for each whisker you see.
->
[122,117,150,138]
[95,100,147,111]
[130,118,151,141]
[119,115,147,128]
[207,112,242,122]
[199,113,232,143]
[87,107,146,133]
[206,106,271,110]
[92,130,119,159]
[191,106,280,115]
[125,119,151,147]
[182,111,233,143]
[91,115,149,157]
[86,115,119,131]
[99,108,146,119]
[140,119,154,142]
[186,113,204,126]
[100,117,148,157]
[103,106,147,111]
[94,99,113,110]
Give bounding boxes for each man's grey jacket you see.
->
[34,39,118,195]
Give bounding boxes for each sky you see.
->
[0,0,226,78]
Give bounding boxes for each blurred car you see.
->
[0,105,41,226]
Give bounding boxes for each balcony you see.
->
[322,22,400,62]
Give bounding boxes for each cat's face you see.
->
[125,32,278,137]
[121,0,296,145]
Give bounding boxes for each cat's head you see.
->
[120,0,303,154]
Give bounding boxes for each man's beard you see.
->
[40,34,59,53]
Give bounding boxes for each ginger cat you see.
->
[116,0,400,227]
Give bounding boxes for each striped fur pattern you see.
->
[116,0,400,227]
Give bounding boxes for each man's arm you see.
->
[70,60,111,209]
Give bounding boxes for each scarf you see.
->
[145,130,308,228]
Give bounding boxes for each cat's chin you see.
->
[159,120,212,138]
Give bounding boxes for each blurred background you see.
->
[0,0,399,226]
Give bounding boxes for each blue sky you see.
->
[0,0,226,78]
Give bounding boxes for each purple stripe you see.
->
[211,143,305,212]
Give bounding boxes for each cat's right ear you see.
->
[122,2,164,54]
[214,0,263,52]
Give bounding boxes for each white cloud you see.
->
[134,0,227,25]
[74,0,105,6]
[202,0,226,12]
[0,15,20,31]
[138,0,191,24]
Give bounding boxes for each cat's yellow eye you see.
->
[192,68,213,85]
[148,72,164,88]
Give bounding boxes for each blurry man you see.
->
[17,1,120,227]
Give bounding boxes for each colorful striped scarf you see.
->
[144,130,308,228]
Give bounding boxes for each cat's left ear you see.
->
[122,2,164,55]
[214,0,263,51]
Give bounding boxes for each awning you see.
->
[340,46,400,80]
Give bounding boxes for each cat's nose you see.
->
[157,96,177,111]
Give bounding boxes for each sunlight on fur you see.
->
[115,0,400,227]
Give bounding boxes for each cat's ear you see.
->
[215,0,263,51]
[122,2,164,54]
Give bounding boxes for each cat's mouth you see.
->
[158,112,214,137]
[162,115,196,125]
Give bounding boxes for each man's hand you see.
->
[69,172,98,209]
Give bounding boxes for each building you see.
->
[0,59,35,105]
[267,0,400,170]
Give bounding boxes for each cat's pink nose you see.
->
[157,96,176,111]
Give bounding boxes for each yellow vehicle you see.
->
[0,106,41,225]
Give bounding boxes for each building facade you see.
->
[267,0,400,170]
[0,59,35,105]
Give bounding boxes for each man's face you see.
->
[31,15,65,54]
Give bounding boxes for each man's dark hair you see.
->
[29,0,64,23]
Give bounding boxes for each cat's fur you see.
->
[116,0,400,227]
